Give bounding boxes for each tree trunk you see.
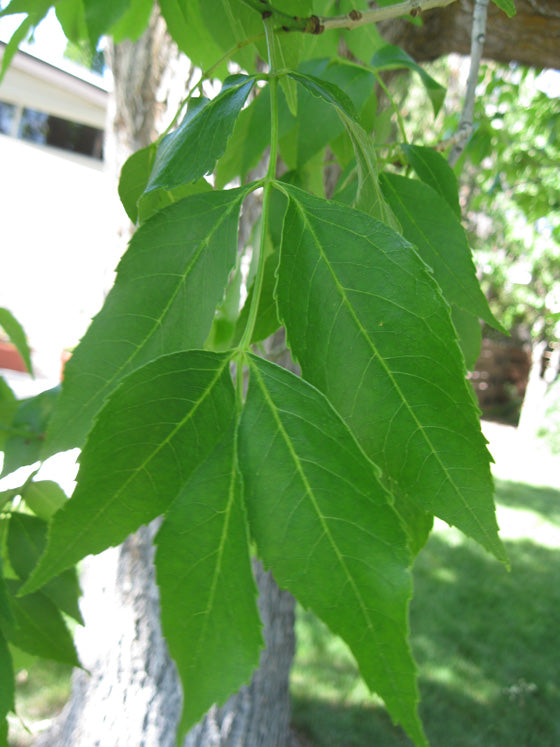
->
[39,525,295,747]
[517,339,560,442]
[37,11,296,747]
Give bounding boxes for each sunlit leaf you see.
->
[380,172,504,331]
[401,144,461,218]
[0,0,51,82]
[56,0,88,44]
[1,581,79,667]
[288,69,394,224]
[21,480,67,520]
[239,355,427,747]
[276,184,506,563]
[83,0,130,46]
[24,351,236,593]
[0,632,14,718]
[109,0,153,42]
[0,561,13,626]
[370,45,446,116]
[137,179,213,224]
[118,144,157,223]
[146,76,256,194]
[198,0,262,72]
[1,387,59,477]
[158,0,223,71]
[156,425,263,736]
[7,513,83,623]
[216,86,271,188]
[451,305,483,371]
[490,0,516,17]
[44,189,247,456]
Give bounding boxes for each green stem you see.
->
[373,71,408,144]
[237,16,279,353]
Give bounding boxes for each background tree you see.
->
[460,62,560,441]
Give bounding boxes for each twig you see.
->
[305,0,457,32]
[240,0,458,33]
[448,0,490,166]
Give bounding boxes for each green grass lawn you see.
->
[291,477,560,746]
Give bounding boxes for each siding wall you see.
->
[0,132,123,379]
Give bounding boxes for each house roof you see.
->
[0,41,108,129]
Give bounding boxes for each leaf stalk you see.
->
[237,16,279,354]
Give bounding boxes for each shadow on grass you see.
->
[291,479,560,746]
[494,478,560,525]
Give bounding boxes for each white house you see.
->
[0,42,123,386]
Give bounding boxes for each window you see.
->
[18,108,48,143]
[0,101,104,159]
[18,108,104,159]
[0,101,16,135]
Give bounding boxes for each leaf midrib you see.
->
[250,359,405,703]
[188,433,241,675]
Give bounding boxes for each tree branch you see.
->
[305,0,458,32]
[240,0,459,33]
[448,0,490,166]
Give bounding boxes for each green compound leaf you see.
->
[0,631,14,719]
[2,581,79,667]
[0,307,32,375]
[55,0,87,45]
[380,172,504,332]
[216,85,271,188]
[137,179,213,224]
[288,69,395,225]
[44,188,247,456]
[1,387,59,477]
[451,305,483,372]
[198,0,262,73]
[0,560,13,627]
[0,378,17,452]
[23,351,236,594]
[21,480,67,520]
[156,425,263,737]
[109,0,153,42]
[232,250,281,346]
[145,75,257,195]
[239,355,427,747]
[276,185,506,564]
[158,0,219,70]
[280,59,374,168]
[370,44,446,116]
[7,513,83,624]
[0,0,52,82]
[401,144,461,218]
[83,0,130,46]
[118,143,157,223]
[490,0,516,17]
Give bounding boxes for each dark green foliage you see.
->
[0,1,519,743]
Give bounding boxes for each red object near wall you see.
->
[0,341,28,373]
